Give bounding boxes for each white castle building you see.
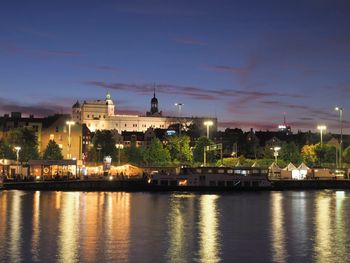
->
[72,91,217,133]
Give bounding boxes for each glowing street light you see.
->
[174,103,184,136]
[66,121,75,159]
[335,106,343,168]
[115,143,124,166]
[204,120,213,139]
[317,125,327,146]
[271,146,281,164]
[14,146,21,176]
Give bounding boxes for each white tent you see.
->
[297,163,310,180]
[281,163,297,179]
[268,162,281,179]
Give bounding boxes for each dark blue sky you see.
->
[1,0,350,132]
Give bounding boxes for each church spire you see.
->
[106,90,111,100]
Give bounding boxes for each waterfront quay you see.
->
[5,177,350,191]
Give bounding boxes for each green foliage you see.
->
[124,145,144,166]
[143,138,171,166]
[279,142,302,164]
[263,145,274,159]
[43,140,63,160]
[220,157,239,167]
[343,145,350,163]
[89,130,117,162]
[192,136,214,163]
[8,128,39,162]
[301,144,317,165]
[166,135,193,164]
[0,139,15,159]
[315,144,336,165]
[256,158,281,167]
[217,157,286,168]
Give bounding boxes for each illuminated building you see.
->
[41,114,84,160]
[278,113,291,134]
[72,91,217,134]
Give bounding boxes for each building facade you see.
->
[41,114,83,160]
[72,92,217,134]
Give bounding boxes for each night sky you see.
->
[1,0,350,132]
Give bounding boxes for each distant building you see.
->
[41,114,84,160]
[0,112,86,160]
[278,113,292,134]
[72,91,217,134]
[0,112,43,146]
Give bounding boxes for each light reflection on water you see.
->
[31,191,40,261]
[197,195,220,263]
[1,190,350,262]
[9,191,22,263]
[270,192,287,263]
[58,192,80,263]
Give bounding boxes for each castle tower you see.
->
[72,100,81,123]
[150,88,159,114]
[105,91,115,116]
[147,86,162,116]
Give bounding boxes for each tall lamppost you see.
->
[66,121,75,159]
[317,125,327,146]
[97,145,102,163]
[14,146,21,177]
[271,146,281,164]
[204,120,213,139]
[335,107,343,168]
[115,143,124,166]
[174,103,184,136]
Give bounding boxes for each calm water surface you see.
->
[0,190,350,263]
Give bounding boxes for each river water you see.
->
[0,190,349,263]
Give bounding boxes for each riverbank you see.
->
[4,179,350,191]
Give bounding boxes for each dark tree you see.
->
[43,140,63,160]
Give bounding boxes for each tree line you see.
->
[1,128,350,168]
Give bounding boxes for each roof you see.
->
[28,159,77,165]
[72,100,80,108]
[298,162,310,170]
[283,162,297,171]
[269,162,281,171]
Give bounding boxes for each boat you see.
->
[148,166,272,190]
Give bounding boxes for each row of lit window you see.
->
[86,114,106,119]
[86,123,165,128]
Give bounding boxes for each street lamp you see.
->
[317,125,327,146]
[115,143,124,166]
[335,106,343,168]
[271,146,281,164]
[174,103,184,136]
[97,145,102,163]
[204,120,213,139]
[66,121,75,159]
[14,146,21,177]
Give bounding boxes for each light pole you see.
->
[204,120,213,139]
[335,107,343,168]
[174,103,184,136]
[271,146,281,164]
[317,125,327,146]
[97,145,102,163]
[115,143,124,166]
[14,146,21,177]
[66,121,75,159]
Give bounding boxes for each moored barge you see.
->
[149,166,272,190]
